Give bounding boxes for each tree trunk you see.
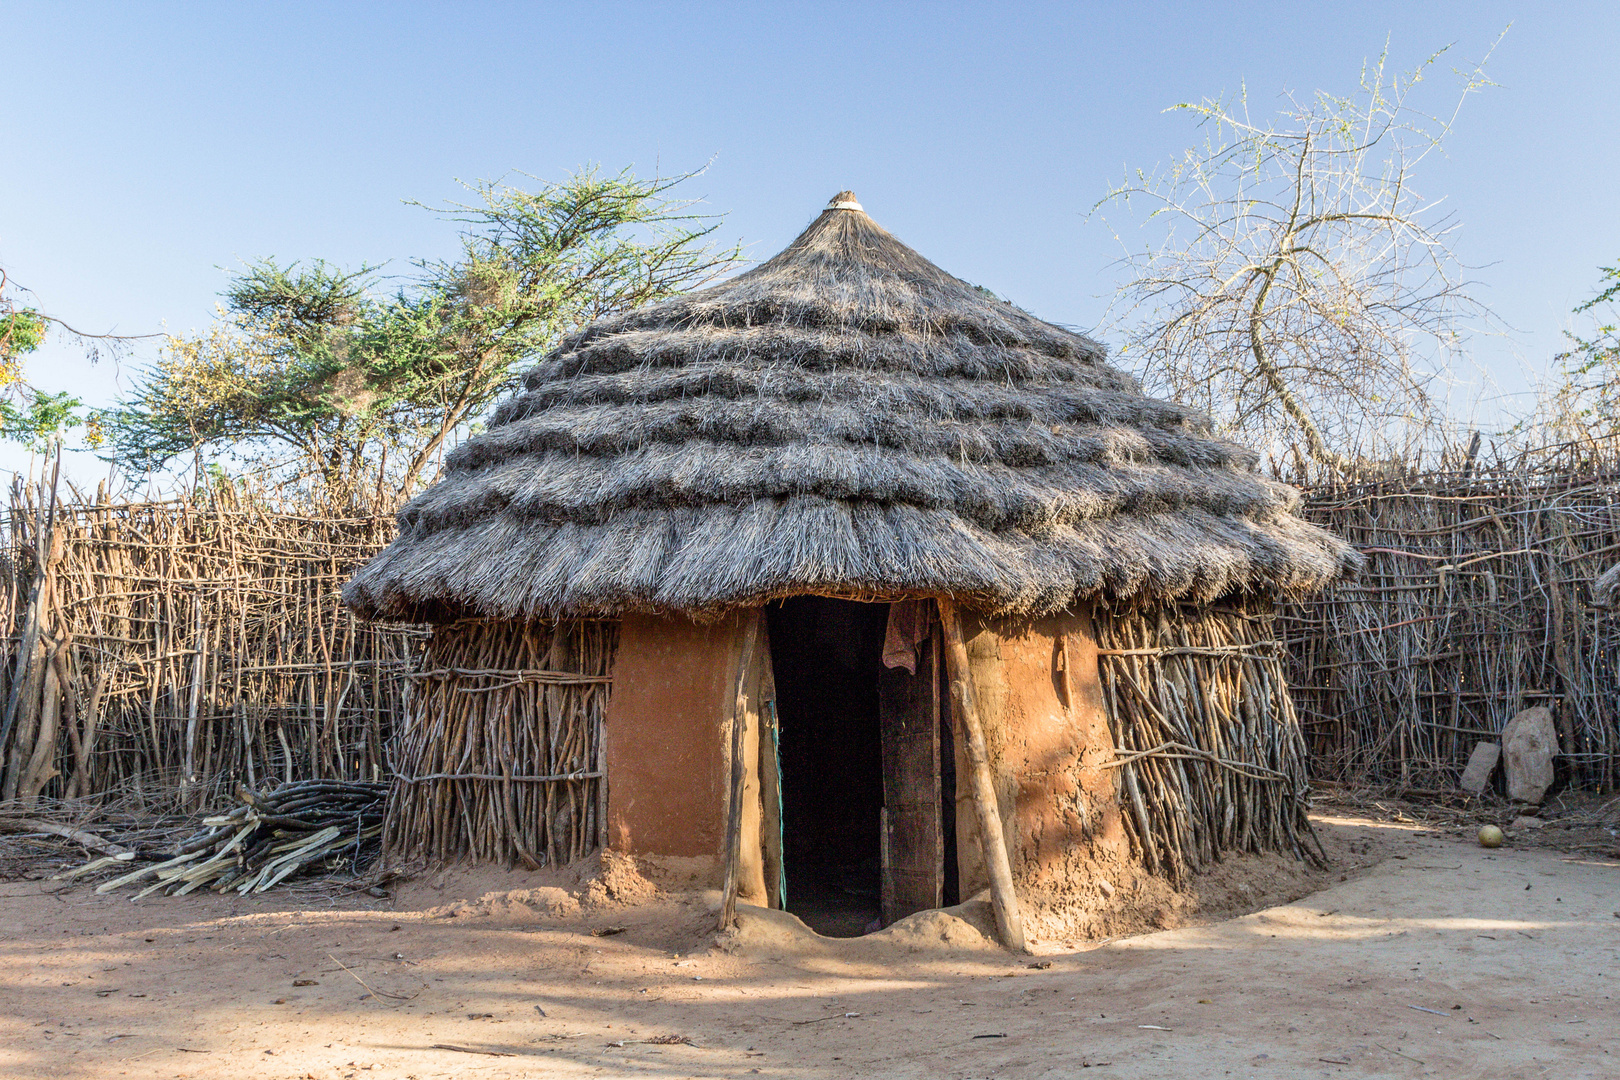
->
[17,637,63,800]
[1248,266,1345,472]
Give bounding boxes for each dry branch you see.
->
[0,815,129,857]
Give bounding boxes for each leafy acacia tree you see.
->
[1527,261,1620,445]
[0,266,142,450]
[1098,44,1498,479]
[104,168,741,502]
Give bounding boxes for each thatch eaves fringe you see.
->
[346,193,1359,622]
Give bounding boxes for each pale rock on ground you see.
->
[1459,741,1500,794]
[1501,706,1560,804]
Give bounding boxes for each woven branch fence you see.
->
[0,474,619,871]
[0,477,420,811]
[1282,442,1620,793]
[383,618,617,868]
[1096,601,1320,885]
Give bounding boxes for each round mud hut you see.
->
[344,192,1359,947]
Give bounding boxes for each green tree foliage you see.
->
[0,267,115,451]
[103,168,740,502]
[0,306,47,363]
[1532,262,1620,444]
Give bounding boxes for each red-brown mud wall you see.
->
[603,611,766,901]
[957,607,1132,931]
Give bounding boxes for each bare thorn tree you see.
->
[1096,40,1501,481]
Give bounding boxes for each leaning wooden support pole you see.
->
[719,610,761,931]
[936,597,1026,953]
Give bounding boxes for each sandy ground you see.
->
[2,813,1617,1080]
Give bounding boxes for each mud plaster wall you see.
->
[603,612,767,902]
[956,607,1130,918]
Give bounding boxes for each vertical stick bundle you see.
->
[383,619,617,868]
[1096,599,1320,885]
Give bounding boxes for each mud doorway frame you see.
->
[762,597,952,937]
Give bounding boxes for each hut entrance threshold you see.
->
[766,597,954,938]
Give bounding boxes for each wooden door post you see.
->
[877,625,943,925]
[719,610,762,931]
[758,623,785,910]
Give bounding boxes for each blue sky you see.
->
[4,1,1617,485]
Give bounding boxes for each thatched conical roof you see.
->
[344,193,1359,622]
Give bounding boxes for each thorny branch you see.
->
[1096,37,1506,483]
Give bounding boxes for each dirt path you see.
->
[2,814,1615,1080]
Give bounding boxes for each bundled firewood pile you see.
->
[52,779,386,897]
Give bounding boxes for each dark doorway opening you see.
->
[939,671,960,909]
[767,597,887,937]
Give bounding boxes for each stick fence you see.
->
[1282,441,1620,792]
[5,436,1619,873]
[0,479,420,810]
